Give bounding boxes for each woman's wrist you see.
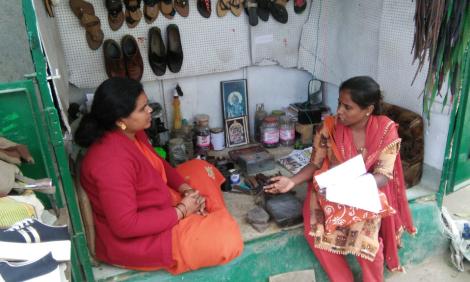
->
[178,183,194,195]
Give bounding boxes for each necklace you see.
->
[357,147,366,154]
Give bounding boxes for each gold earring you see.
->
[119,123,127,130]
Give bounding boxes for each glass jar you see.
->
[254,104,267,143]
[279,115,295,146]
[169,138,187,166]
[261,116,279,148]
[194,114,210,155]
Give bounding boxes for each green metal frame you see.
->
[438,40,470,206]
[21,0,95,281]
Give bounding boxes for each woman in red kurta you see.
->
[265,76,415,282]
[75,77,243,274]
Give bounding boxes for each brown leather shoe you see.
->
[121,35,144,81]
[103,39,126,78]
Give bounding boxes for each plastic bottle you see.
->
[172,92,182,130]
[194,114,210,155]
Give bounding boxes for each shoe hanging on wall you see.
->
[0,252,61,282]
[160,0,175,19]
[69,0,104,50]
[103,39,127,78]
[167,24,183,73]
[174,0,189,17]
[197,0,211,18]
[124,0,142,28]
[216,0,231,17]
[0,219,70,262]
[148,27,167,76]
[143,0,160,23]
[106,0,124,31]
[121,35,144,81]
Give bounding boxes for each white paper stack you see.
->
[314,155,381,213]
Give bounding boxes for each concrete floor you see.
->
[386,186,470,282]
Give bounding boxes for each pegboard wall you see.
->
[298,0,382,86]
[53,0,312,88]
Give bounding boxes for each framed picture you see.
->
[221,79,248,119]
[225,116,249,147]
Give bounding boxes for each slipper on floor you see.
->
[216,0,231,17]
[143,0,159,23]
[293,0,306,14]
[106,0,124,31]
[257,0,269,21]
[197,0,211,18]
[174,0,189,17]
[269,0,287,24]
[124,0,142,28]
[230,0,243,17]
[167,24,183,73]
[244,0,258,26]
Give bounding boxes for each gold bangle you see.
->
[175,206,185,219]
[177,203,187,218]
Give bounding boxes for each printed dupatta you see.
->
[307,115,416,270]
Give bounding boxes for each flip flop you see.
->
[197,0,211,18]
[230,0,243,17]
[216,0,231,17]
[160,0,174,16]
[269,0,287,24]
[293,0,306,14]
[167,24,183,73]
[80,13,104,50]
[105,0,124,31]
[124,0,142,28]
[244,0,258,25]
[174,0,189,17]
[69,0,94,18]
[257,0,269,21]
[143,0,160,23]
[148,27,167,76]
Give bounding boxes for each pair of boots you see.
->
[148,24,184,76]
[103,35,144,81]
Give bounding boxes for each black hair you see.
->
[74,78,144,147]
[339,76,382,115]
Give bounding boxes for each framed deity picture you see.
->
[221,79,248,119]
[225,116,249,147]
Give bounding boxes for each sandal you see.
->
[216,0,231,17]
[197,0,211,18]
[293,0,306,14]
[143,0,160,23]
[244,0,257,25]
[123,0,142,28]
[230,0,243,17]
[167,24,183,73]
[105,0,124,31]
[160,0,174,16]
[174,0,189,17]
[80,13,104,50]
[257,0,269,21]
[148,27,167,76]
[269,0,287,24]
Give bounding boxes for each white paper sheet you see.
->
[314,155,381,213]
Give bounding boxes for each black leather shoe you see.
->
[148,27,166,76]
[103,39,126,78]
[167,24,183,73]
